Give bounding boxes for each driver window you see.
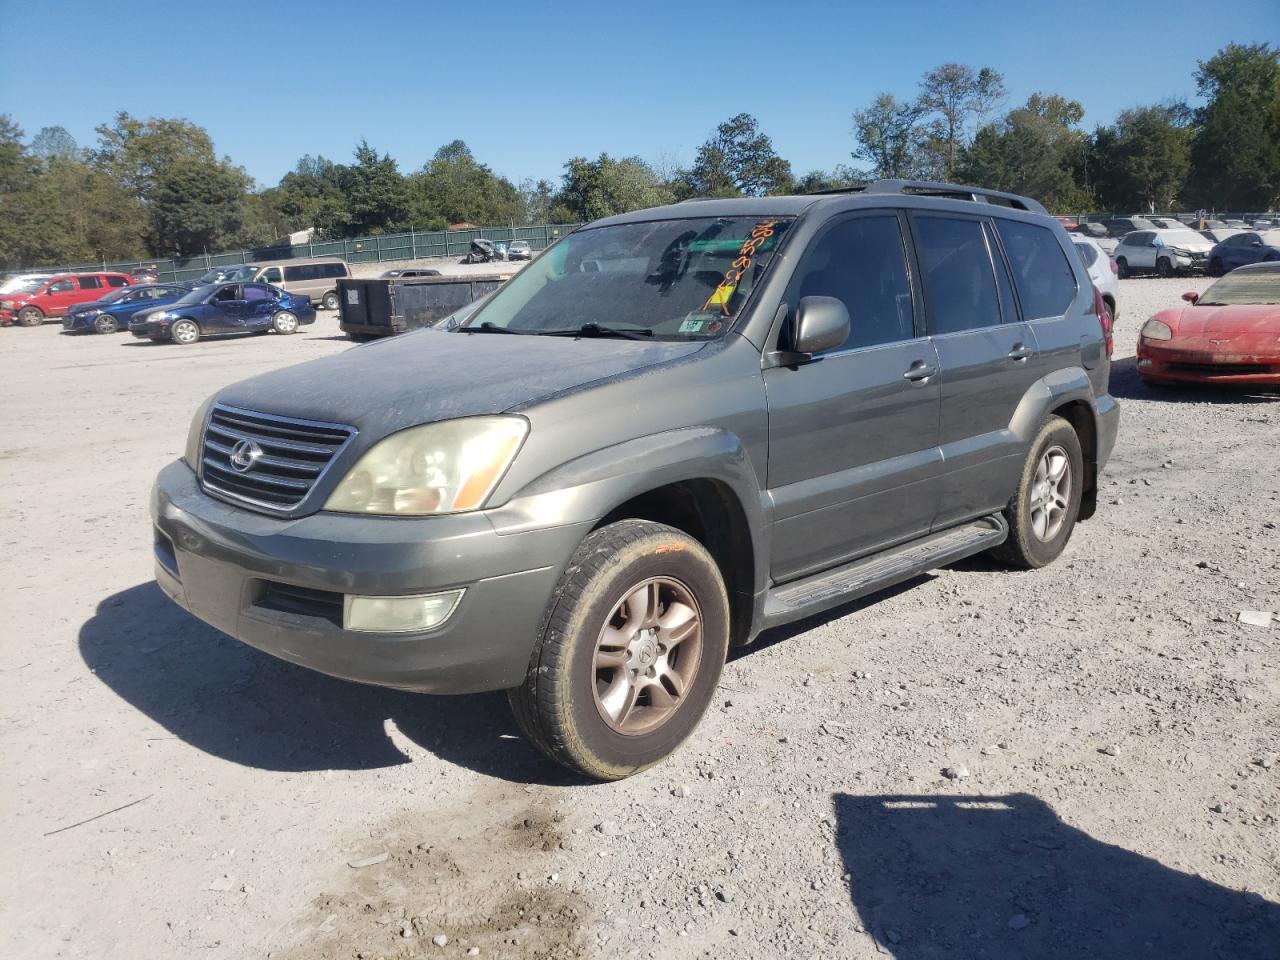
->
[783,215,915,352]
[212,285,239,303]
[48,280,74,293]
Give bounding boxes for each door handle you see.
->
[1008,343,1033,361]
[903,361,937,382]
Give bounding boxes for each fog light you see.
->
[344,590,464,633]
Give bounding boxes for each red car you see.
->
[1137,262,1280,386]
[0,272,132,326]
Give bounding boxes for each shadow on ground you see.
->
[1110,355,1280,403]
[834,792,1280,959]
[79,582,579,784]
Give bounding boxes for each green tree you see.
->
[150,157,255,255]
[916,63,1006,179]
[680,113,793,197]
[1089,104,1192,212]
[517,177,558,223]
[957,93,1093,212]
[409,140,522,228]
[89,111,216,201]
[1186,42,1280,210]
[265,155,349,237]
[343,141,410,236]
[851,94,924,179]
[794,165,864,193]
[30,126,80,162]
[554,154,674,221]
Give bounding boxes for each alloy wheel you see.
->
[592,577,704,736]
[1030,444,1071,542]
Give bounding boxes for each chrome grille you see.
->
[200,404,355,513]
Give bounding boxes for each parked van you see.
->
[191,259,349,310]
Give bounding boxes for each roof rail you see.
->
[807,179,1046,214]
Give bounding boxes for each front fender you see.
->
[489,426,770,594]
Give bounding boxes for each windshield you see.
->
[173,284,216,306]
[195,265,255,284]
[1,277,47,295]
[462,216,793,339]
[97,288,132,304]
[1198,269,1280,305]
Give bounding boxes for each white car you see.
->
[1112,228,1213,277]
[0,273,52,297]
[1071,236,1119,319]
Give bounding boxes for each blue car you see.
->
[129,281,316,345]
[62,283,192,334]
[1208,229,1280,275]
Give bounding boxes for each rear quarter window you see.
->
[106,276,128,287]
[321,263,347,279]
[996,220,1077,320]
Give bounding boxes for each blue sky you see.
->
[1,0,1276,189]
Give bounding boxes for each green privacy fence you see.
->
[30,223,581,285]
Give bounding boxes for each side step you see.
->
[762,515,1008,629]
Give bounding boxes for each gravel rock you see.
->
[595,820,622,836]
[942,764,970,780]
[432,934,449,948]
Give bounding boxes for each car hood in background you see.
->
[215,328,708,436]
[1158,304,1280,355]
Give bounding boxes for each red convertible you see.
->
[1137,262,1280,387]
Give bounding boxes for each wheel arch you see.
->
[1009,371,1102,522]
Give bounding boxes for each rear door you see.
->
[909,212,1045,527]
[765,211,942,582]
[242,283,277,328]
[1128,232,1156,270]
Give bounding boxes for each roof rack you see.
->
[809,179,1047,215]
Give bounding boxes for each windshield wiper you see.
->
[464,321,535,335]
[541,322,655,340]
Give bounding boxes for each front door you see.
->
[765,211,942,583]
[207,284,246,332]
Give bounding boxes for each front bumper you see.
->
[63,312,97,331]
[1095,392,1121,470]
[131,318,169,339]
[151,460,591,693]
[1137,340,1280,385]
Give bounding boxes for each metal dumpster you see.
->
[338,273,511,340]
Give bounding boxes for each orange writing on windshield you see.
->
[702,220,780,316]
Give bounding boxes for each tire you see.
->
[1156,257,1173,278]
[508,519,730,780]
[17,306,44,327]
[1208,258,1224,277]
[321,291,339,311]
[1103,296,1117,322]
[1115,258,1129,279]
[170,319,200,345]
[991,416,1084,570]
[93,315,118,335]
[272,311,298,335]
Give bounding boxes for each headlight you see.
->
[325,416,528,516]
[184,395,216,470]
[1,300,13,309]
[150,311,172,322]
[82,308,101,317]
[1140,319,1173,341]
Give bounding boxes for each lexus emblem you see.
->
[229,438,263,473]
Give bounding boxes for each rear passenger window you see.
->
[106,276,128,287]
[913,216,1001,335]
[78,276,102,289]
[244,284,271,302]
[1073,243,1098,268]
[995,220,1078,320]
[322,263,346,278]
[785,214,915,351]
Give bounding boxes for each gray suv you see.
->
[152,180,1119,780]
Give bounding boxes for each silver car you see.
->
[1113,228,1213,277]
[1072,237,1119,319]
[507,240,532,261]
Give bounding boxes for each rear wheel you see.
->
[171,319,200,345]
[272,311,298,334]
[508,519,730,780]
[93,315,118,335]
[17,306,44,327]
[322,291,339,311]
[1156,257,1173,278]
[1115,258,1129,279]
[992,416,1084,570]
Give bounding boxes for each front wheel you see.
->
[93,315,118,335]
[272,311,298,334]
[991,416,1084,570]
[1208,258,1225,277]
[1115,258,1129,279]
[1156,257,1173,278]
[17,306,44,327]
[170,319,200,345]
[321,291,339,311]
[508,519,730,781]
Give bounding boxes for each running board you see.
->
[762,515,1008,629]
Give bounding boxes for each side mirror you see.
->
[792,296,850,357]
[1181,291,1200,304]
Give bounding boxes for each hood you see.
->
[216,328,708,435]
[70,298,110,314]
[1160,303,1280,353]
[1159,235,1213,253]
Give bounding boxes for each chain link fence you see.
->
[26,223,581,285]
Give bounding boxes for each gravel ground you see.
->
[1,276,1277,960]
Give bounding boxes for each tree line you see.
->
[1,42,1275,270]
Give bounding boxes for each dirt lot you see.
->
[2,277,1277,960]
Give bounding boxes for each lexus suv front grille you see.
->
[200,404,355,513]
